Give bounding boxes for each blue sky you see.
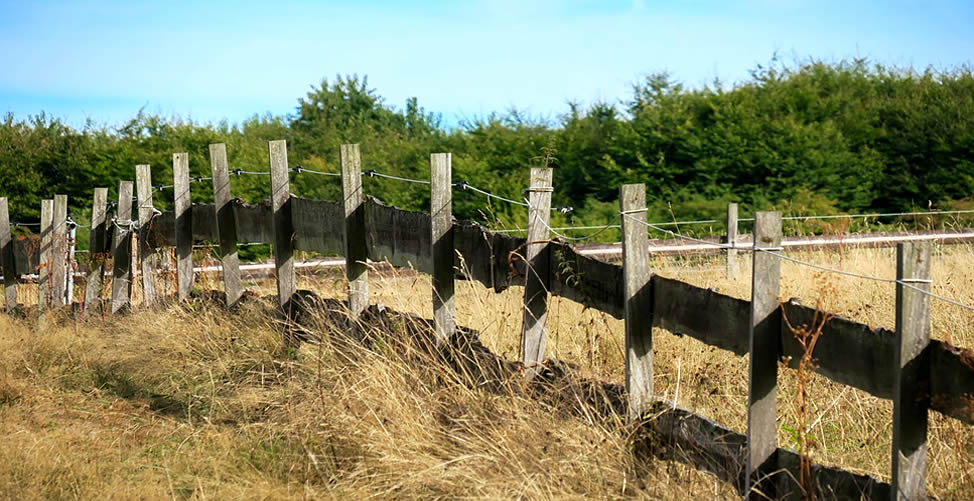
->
[1,0,972,129]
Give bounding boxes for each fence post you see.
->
[111,182,135,313]
[173,153,193,301]
[209,143,243,308]
[726,202,739,279]
[0,198,15,312]
[38,199,53,311]
[66,220,76,305]
[431,152,455,344]
[135,165,158,306]
[620,184,654,418]
[341,144,368,317]
[269,140,296,332]
[521,167,553,378]
[83,188,109,316]
[50,194,68,308]
[891,242,931,501]
[746,210,782,499]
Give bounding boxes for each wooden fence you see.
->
[2,141,973,500]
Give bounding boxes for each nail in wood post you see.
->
[431,152,455,344]
[746,210,782,499]
[341,143,368,317]
[0,198,16,312]
[620,184,654,418]
[892,242,931,501]
[111,182,134,314]
[50,194,68,307]
[83,188,108,316]
[726,202,739,279]
[173,153,193,301]
[135,165,158,306]
[269,140,296,321]
[209,143,243,307]
[38,199,53,311]
[521,167,553,378]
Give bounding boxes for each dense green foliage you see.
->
[2,61,973,242]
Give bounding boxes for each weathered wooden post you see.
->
[620,184,654,418]
[65,219,76,304]
[726,202,739,279]
[269,140,296,330]
[111,182,134,313]
[341,143,369,317]
[83,188,109,315]
[431,152,455,344]
[746,210,782,499]
[209,143,244,307]
[173,153,193,301]
[51,195,68,307]
[0,197,16,312]
[891,242,931,501]
[135,165,158,306]
[38,199,53,311]
[521,167,553,378]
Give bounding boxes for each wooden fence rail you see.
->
[2,140,973,500]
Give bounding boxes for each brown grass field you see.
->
[0,243,972,500]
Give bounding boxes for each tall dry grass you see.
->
[0,294,730,499]
[1,243,972,499]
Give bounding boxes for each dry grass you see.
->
[1,243,972,499]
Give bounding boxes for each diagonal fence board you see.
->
[780,301,896,399]
[653,275,752,355]
[364,196,433,273]
[291,197,344,255]
[550,241,625,319]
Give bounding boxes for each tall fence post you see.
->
[111,181,134,314]
[891,242,931,501]
[135,165,158,306]
[50,194,68,308]
[0,197,16,312]
[726,202,739,279]
[431,152,455,344]
[173,153,193,301]
[269,140,296,337]
[38,199,53,311]
[620,184,654,418]
[341,143,368,317]
[746,210,782,499]
[209,143,243,308]
[65,220,76,304]
[521,167,553,378]
[83,188,109,316]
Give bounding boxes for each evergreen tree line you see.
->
[2,59,973,245]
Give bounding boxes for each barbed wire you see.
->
[454,180,528,207]
[362,169,430,185]
[620,212,735,250]
[534,216,618,242]
[293,165,341,177]
[231,169,270,176]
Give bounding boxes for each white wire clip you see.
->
[619,208,648,215]
[898,278,933,284]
